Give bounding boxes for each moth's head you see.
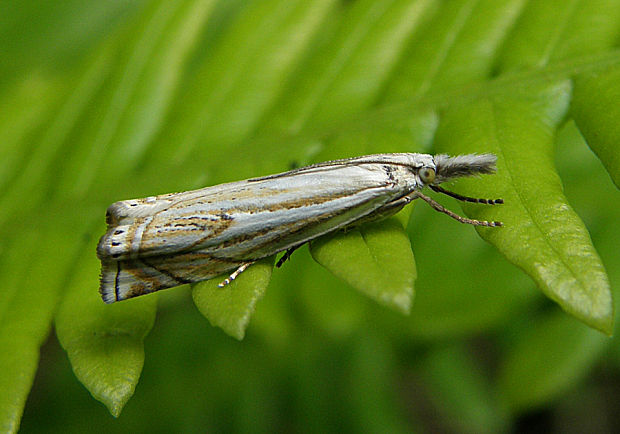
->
[415,153,503,226]
[430,153,498,185]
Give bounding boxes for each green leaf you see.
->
[263,0,438,134]
[0,0,145,80]
[0,233,55,434]
[316,108,439,160]
[310,218,415,314]
[192,257,275,340]
[497,0,620,72]
[247,271,296,348]
[149,0,337,167]
[0,212,87,432]
[0,46,113,227]
[571,66,620,188]
[403,203,537,340]
[296,251,369,338]
[55,232,156,417]
[55,0,217,198]
[102,0,218,171]
[0,76,61,192]
[434,83,613,334]
[385,0,526,101]
[497,311,609,413]
[298,0,437,129]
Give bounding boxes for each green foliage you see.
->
[310,218,416,314]
[192,256,275,340]
[55,232,157,417]
[434,85,612,333]
[497,311,609,413]
[572,66,620,188]
[1,0,619,431]
[417,344,509,433]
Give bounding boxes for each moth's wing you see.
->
[98,162,412,302]
[97,213,236,262]
[97,187,244,261]
[100,250,243,303]
[102,187,217,226]
[98,166,401,262]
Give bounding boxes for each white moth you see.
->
[97,153,503,303]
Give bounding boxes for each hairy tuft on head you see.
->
[433,154,497,183]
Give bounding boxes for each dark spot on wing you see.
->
[384,165,395,182]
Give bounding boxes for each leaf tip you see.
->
[382,291,412,315]
[107,403,124,418]
[593,315,614,337]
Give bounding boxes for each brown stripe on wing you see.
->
[136,212,235,256]
[207,190,394,261]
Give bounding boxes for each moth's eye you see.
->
[419,167,436,184]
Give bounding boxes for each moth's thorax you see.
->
[388,164,425,192]
[387,153,436,191]
[404,153,435,169]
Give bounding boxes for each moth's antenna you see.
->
[430,185,503,205]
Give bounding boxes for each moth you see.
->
[97,153,503,303]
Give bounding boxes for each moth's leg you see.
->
[276,244,302,268]
[218,262,255,287]
[379,195,411,211]
[409,191,502,227]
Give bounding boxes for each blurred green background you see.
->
[2,0,620,432]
